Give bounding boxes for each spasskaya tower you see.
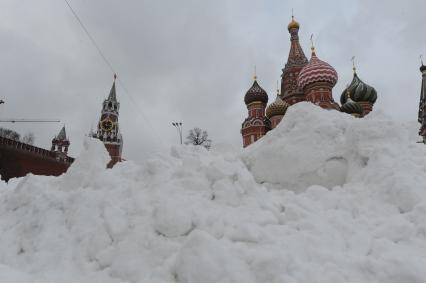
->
[92,74,123,167]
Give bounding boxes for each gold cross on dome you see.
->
[351,56,357,73]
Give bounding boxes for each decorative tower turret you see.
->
[266,83,289,129]
[297,39,340,110]
[418,56,426,142]
[340,58,377,117]
[340,87,363,118]
[51,125,70,160]
[241,73,271,147]
[281,15,309,105]
[92,74,123,167]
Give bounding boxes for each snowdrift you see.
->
[0,103,426,283]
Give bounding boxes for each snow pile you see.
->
[0,103,426,283]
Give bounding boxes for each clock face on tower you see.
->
[101,118,114,132]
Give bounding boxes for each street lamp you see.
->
[172,122,183,145]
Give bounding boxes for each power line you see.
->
[0,119,60,123]
[63,0,115,75]
[63,0,166,149]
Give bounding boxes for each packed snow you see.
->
[1,103,426,283]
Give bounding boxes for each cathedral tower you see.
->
[418,60,426,142]
[297,45,340,110]
[92,75,123,167]
[241,75,270,147]
[51,125,70,161]
[266,86,289,129]
[281,16,309,105]
[340,62,377,117]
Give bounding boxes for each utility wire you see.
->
[63,0,115,75]
[63,0,166,148]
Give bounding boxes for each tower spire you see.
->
[108,74,117,101]
[276,80,280,95]
[254,65,257,81]
[351,56,357,74]
[92,76,123,166]
[310,34,316,54]
[281,15,308,104]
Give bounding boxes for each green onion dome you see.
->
[340,73,377,105]
[244,80,269,105]
[266,96,289,118]
[340,98,363,116]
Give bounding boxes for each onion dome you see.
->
[288,16,300,30]
[341,97,363,116]
[297,49,338,90]
[340,72,377,105]
[266,96,289,118]
[421,64,426,73]
[244,80,268,105]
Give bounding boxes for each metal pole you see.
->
[178,122,182,145]
[172,122,183,145]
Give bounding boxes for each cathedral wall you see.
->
[270,115,284,129]
[304,83,339,110]
[242,126,268,147]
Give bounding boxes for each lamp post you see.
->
[172,122,183,144]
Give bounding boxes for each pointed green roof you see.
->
[108,80,117,101]
[57,125,67,140]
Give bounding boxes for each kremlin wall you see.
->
[0,76,123,181]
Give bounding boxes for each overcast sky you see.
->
[0,0,425,162]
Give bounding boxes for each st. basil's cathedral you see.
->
[241,16,378,147]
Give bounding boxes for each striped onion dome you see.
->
[244,80,268,105]
[341,97,363,115]
[266,96,289,118]
[297,50,338,90]
[340,73,377,105]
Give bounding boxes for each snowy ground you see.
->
[1,103,426,283]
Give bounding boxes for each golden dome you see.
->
[287,16,300,30]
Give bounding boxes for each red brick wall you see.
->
[0,137,73,182]
[104,143,122,168]
[270,115,284,129]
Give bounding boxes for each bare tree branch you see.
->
[185,127,212,150]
